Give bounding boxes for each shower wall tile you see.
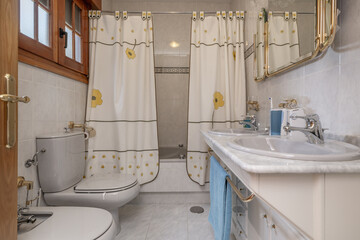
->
[17,62,88,207]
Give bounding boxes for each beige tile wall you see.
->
[17,62,88,206]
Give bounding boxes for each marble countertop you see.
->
[202,131,360,174]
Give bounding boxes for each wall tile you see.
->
[17,63,88,206]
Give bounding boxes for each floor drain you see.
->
[190,206,204,214]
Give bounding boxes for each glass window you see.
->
[38,5,50,46]
[20,0,35,39]
[75,5,81,34]
[65,0,72,27]
[75,34,82,63]
[65,26,73,58]
[39,0,49,9]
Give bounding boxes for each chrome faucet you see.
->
[239,115,258,131]
[17,206,36,229]
[283,114,325,144]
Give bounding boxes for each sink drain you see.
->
[190,206,204,214]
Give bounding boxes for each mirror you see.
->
[267,0,318,74]
[254,0,337,81]
[322,0,337,50]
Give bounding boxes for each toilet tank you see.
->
[36,132,86,193]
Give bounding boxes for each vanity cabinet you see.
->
[205,132,360,240]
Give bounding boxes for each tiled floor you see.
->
[115,203,214,240]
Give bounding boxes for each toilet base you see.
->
[109,208,121,235]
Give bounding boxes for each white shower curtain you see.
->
[187,11,246,185]
[268,11,300,72]
[85,12,159,184]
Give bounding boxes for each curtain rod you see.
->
[100,11,247,15]
[270,11,315,15]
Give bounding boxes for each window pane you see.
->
[39,0,49,9]
[20,0,35,39]
[75,5,81,34]
[65,26,73,59]
[75,34,82,63]
[38,6,50,46]
[65,0,72,27]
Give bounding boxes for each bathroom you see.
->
[1,0,360,239]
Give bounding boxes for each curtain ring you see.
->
[123,11,128,20]
[284,11,290,20]
[142,11,146,20]
[147,11,151,20]
[192,11,197,21]
[115,11,120,20]
[88,10,92,19]
[96,10,101,19]
[216,11,221,19]
[222,11,226,19]
[258,12,263,20]
[229,11,233,20]
[91,10,97,19]
[240,11,245,19]
[292,12,297,21]
[200,11,205,21]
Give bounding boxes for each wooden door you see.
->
[0,0,18,239]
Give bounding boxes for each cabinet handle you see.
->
[226,176,255,203]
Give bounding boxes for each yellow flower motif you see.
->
[112,155,115,159]
[102,155,106,158]
[126,48,136,59]
[150,172,154,175]
[233,51,236,61]
[111,36,114,40]
[200,166,203,170]
[141,173,144,176]
[113,165,116,168]
[280,30,284,33]
[92,155,95,159]
[119,28,121,32]
[101,28,104,31]
[150,27,153,31]
[85,156,87,160]
[292,30,296,33]
[197,174,200,177]
[213,91,225,110]
[204,30,207,33]
[144,28,147,32]
[156,163,159,166]
[194,165,197,168]
[89,166,92,169]
[91,89,103,108]
[189,173,192,177]
[120,167,124,170]
[136,165,140,169]
[134,155,136,159]
[118,157,120,160]
[101,165,104,168]
[145,163,149,167]
[150,153,153,157]
[129,165,132,168]
[213,38,216,42]
[190,156,193,159]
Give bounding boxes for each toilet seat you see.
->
[74,173,138,193]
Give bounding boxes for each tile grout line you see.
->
[144,203,157,240]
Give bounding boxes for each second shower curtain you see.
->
[187,12,247,185]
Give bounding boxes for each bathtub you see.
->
[139,145,209,201]
[159,146,186,160]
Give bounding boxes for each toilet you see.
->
[36,132,140,234]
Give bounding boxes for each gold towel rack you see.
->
[207,148,255,203]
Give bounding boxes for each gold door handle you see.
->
[0,94,30,103]
[1,74,30,148]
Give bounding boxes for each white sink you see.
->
[228,135,360,161]
[209,128,266,136]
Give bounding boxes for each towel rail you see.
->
[207,148,255,203]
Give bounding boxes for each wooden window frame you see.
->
[58,0,89,75]
[18,0,99,83]
[18,0,58,62]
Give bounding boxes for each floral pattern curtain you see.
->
[85,11,159,184]
[187,11,247,185]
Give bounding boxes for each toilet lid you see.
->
[74,173,138,193]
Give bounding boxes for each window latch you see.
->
[59,28,68,48]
